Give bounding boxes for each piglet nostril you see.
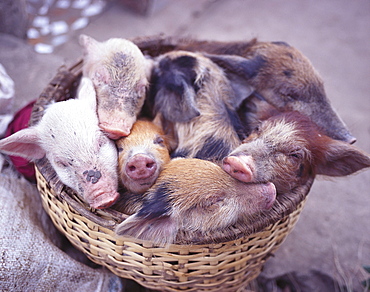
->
[128,165,136,172]
[348,136,357,145]
[147,162,155,169]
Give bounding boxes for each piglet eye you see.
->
[290,151,303,160]
[280,92,297,102]
[98,135,108,148]
[252,126,259,134]
[55,159,69,168]
[154,135,165,146]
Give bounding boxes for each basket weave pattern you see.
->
[30,52,313,291]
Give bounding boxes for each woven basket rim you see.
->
[29,37,314,246]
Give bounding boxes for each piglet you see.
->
[135,36,356,144]
[116,119,172,194]
[80,34,152,139]
[147,50,243,161]
[222,111,370,194]
[0,77,120,209]
[115,158,276,245]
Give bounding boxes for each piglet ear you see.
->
[93,66,111,85]
[203,53,265,108]
[316,139,370,176]
[115,214,177,245]
[155,86,200,123]
[79,34,99,55]
[204,53,266,80]
[79,34,111,85]
[0,128,45,160]
[77,77,97,110]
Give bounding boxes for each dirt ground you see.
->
[1,0,369,291]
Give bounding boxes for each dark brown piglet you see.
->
[115,158,276,245]
[222,111,370,194]
[116,119,172,194]
[135,36,355,144]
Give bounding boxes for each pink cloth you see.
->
[5,100,36,182]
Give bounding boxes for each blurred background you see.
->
[0,0,369,291]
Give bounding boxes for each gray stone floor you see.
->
[1,0,369,291]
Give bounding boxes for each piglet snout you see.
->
[125,154,157,180]
[222,155,255,183]
[90,191,120,209]
[345,134,357,145]
[99,123,131,140]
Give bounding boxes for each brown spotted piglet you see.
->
[115,119,172,195]
[222,111,370,195]
[146,50,244,161]
[80,34,152,140]
[114,158,276,245]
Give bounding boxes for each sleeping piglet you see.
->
[0,77,120,209]
[147,50,243,161]
[114,158,276,245]
[115,119,172,194]
[80,34,152,140]
[135,36,356,144]
[222,111,370,195]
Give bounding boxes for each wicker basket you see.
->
[30,54,314,291]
